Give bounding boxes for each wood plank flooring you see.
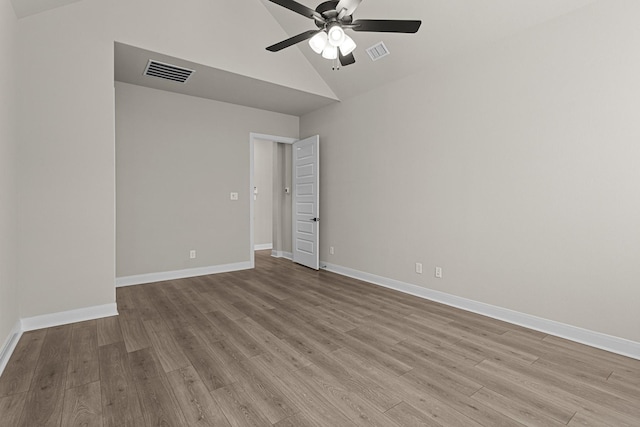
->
[1,250,639,426]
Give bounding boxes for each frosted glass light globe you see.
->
[309,31,328,54]
[322,45,338,60]
[339,35,356,55]
[327,24,345,47]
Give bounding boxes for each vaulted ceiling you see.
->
[259,0,597,100]
[10,0,81,18]
[13,0,598,115]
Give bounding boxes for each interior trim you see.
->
[21,303,118,332]
[0,320,23,377]
[255,243,273,251]
[249,132,298,272]
[322,261,640,361]
[271,250,293,260]
[116,261,252,287]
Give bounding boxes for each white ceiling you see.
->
[259,0,598,99]
[17,0,598,115]
[10,0,80,18]
[114,43,339,116]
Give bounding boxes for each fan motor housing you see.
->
[314,1,353,28]
[316,1,339,15]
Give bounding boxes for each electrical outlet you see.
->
[230,192,239,201]
[330,246,334,255]
[435,266,442,278]
[415,262,423,274]
[190,250,196,259]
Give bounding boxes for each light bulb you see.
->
[339,35,356,56]
[322,45,338,60]
[308,31,328,54]
[327,24,345,47]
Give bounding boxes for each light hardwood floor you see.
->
[1,251,639,426]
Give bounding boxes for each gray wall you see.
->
[15,0,328,319]
[272,143,293,255]
[0,0,18,350]
[254,140,274,247]
[6,0,639,353]
[301,1,640,343]
[116,83,298,277]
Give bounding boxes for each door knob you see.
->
[310,218,319,222]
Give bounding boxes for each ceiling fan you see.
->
[266,0,421,68]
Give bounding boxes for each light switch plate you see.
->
[230,192,239,200]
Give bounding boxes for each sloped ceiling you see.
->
[16,0,599,115]
[114,43,338,116]
[10,0,80,18]
[260,0,598,100]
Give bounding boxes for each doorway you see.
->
[249,133,296,268]
[253,139,275,252]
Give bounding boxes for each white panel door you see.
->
[293,135,319,270]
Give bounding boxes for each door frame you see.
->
[249,132,297,268]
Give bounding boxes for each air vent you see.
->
[143,60,194,83]
[365,42,390,61]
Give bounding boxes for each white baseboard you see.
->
[0,320,23,377]
[254,243,273,251]
[322,262,640,361]
[116,261,252,287]
[21,303,118,332]
[271,250,293,260]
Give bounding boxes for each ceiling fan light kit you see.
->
[266,0,421,69]
[327,23,346,46]
[339,35,356,55]
[309,23,355,59]
[309,31,328,53]
[321,44,338,60]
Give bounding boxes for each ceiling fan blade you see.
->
[339,51,356,66]
[352,19,422,33]
[336,0,362,16]
[267,0,324,22]
[266,30,321,52]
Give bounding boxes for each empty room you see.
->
[1,0,639,426]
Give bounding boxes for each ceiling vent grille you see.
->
[365,42,390,61]
[143,60,194,83]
